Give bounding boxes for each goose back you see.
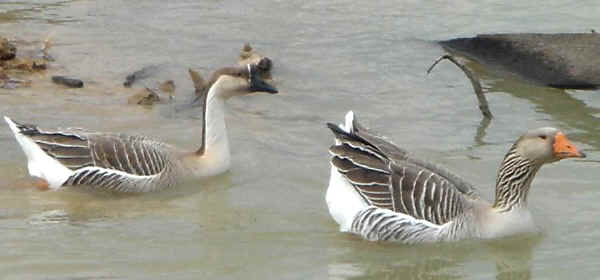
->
[15,120,179,192]
[327,117,478,226]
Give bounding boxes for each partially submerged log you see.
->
[52,76,84,88]
[439,33,600,89]
[123,65,161,87]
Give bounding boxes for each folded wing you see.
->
[327,115,478,226]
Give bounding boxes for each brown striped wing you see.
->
[330,144,468,225]
[387,162,467,225]
[20,121,168,176]
[19,125,94,170]
[328,121,474,226]
[87,134,169,176]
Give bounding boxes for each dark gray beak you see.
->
[248,64,278,94]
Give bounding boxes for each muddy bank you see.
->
[439,33,600,89]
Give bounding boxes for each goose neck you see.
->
[195,83,230,163]
[492,146,542,212]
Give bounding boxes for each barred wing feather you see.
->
[15,121,172,190]
[87,134,170,176]
[327,121,475,226]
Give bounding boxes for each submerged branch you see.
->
[475,116,491,147]
[427,54,493,119]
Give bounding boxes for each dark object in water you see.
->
[52,76,84,88]
[123,65,159,87]
[439,33,600,89]
[0,38,16,61]
[123,73,137,87]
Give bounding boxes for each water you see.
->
[1,1,599,279]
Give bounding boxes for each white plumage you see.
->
[5,116,73,189]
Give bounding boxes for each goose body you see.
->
[326,111,584,243]
[5,64,278,192]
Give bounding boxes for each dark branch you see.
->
[427,54,493,119]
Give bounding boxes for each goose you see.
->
[326,111,585,244]
[4,64,278,192]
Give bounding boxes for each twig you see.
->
[427,54,493,119]
[475,116,491,147]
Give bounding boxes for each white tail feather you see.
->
[333,111,355,146]
[327,110,368,231]
[4,116,73,189]
[341,111,355,133]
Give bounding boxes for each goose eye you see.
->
[538,135,547,140]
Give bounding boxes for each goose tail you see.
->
[325,111,369,231]
[4,116,72,189]
[342,111,355,134]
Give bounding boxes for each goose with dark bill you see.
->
[5,64,278,192]
[326,111,584,244]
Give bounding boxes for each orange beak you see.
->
[553,132,586,159]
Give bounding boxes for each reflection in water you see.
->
[462,60,600,151]
[487,235,541,280]
[26,209,69,224]
[328,248,463,280]
[328,234,541,280]
[475,117,492,147]
[8,172,234,224]
[434,53,600,151]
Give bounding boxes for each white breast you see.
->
[479,207,537,239]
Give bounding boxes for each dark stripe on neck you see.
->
[492,145,540,211]
[195,86,211,156]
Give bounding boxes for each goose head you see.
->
[514,127,585,164]
[238,44,272,79]
[208,63,277,99]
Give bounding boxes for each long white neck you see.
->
[205,91,230,153]
[192,83,231,177]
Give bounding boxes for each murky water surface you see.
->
[1,1,599,279]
